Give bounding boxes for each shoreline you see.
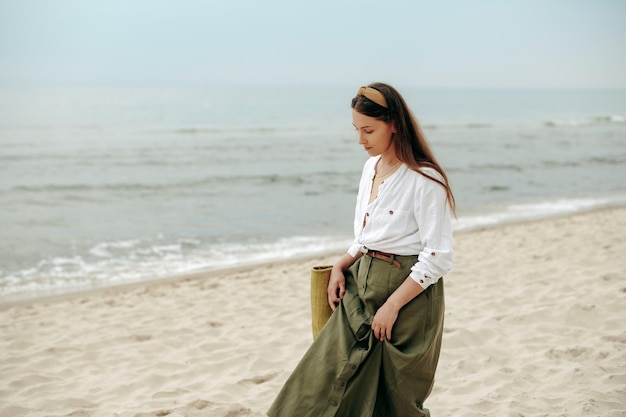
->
[2,206,625,416]
[0,252,342,311]
[1,203,624,310]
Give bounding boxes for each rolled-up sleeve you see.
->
[409,177,454,289]
[347,240,362,257]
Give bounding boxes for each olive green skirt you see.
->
[268,254,445,417]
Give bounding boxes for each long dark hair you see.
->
[351,82,456,214]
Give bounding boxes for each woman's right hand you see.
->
[327,267,346,311]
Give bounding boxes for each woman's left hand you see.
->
[371,301,400,342]
[371,277,424,341]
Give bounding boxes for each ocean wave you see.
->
[423,116,625,130]
[3,115,624,140]
[0,123,335,138]
[588,155,626,165]
[13,183,170,193]
[461,163,523,172]
[453,196,626,231]
[2,195,625,302]
[544,115,625,127]
[537,155,626,168]
[170,126,310,135]
[0,235,352,301]
[449,153,624,175]
[483,185,510,192]
[142,126,351,138]
[422,123,494,130]
[10,171,359,194]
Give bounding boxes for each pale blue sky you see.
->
[1,0,625,88]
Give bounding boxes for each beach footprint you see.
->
[237,371,279,385]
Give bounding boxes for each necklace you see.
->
[375,159,402,180]
[368,160,401,205]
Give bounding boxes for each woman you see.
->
[268,83,455,417]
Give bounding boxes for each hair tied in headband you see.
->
[357,86,388,108]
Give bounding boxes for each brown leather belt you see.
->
[364,250,401,268]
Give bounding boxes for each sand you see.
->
[1,207,625,417]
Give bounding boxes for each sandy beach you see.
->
[1,207,625,417]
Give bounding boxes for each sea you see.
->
[1,86,625,302]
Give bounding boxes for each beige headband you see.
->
[357,86,388,108]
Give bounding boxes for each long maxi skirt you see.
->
[267,253,445,417]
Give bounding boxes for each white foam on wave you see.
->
[0,235,353,302]
[3,195,625,302]
[544,115,625,127]
[454,196,626,231]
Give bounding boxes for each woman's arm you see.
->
[373,175,452,341]
[410,172,454,288]
[327,252,362,311]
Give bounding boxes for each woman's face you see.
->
[352,109,395,158]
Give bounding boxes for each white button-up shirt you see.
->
[347,156,454,289]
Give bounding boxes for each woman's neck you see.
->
[376,154,402,178]
[379,152,401,167]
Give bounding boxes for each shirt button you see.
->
[431,252,436,256]
[330,400,338,406]
[366,212,370,216]
[389,210,394,215]
[420,279,424,283]
[351,364,357,369]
